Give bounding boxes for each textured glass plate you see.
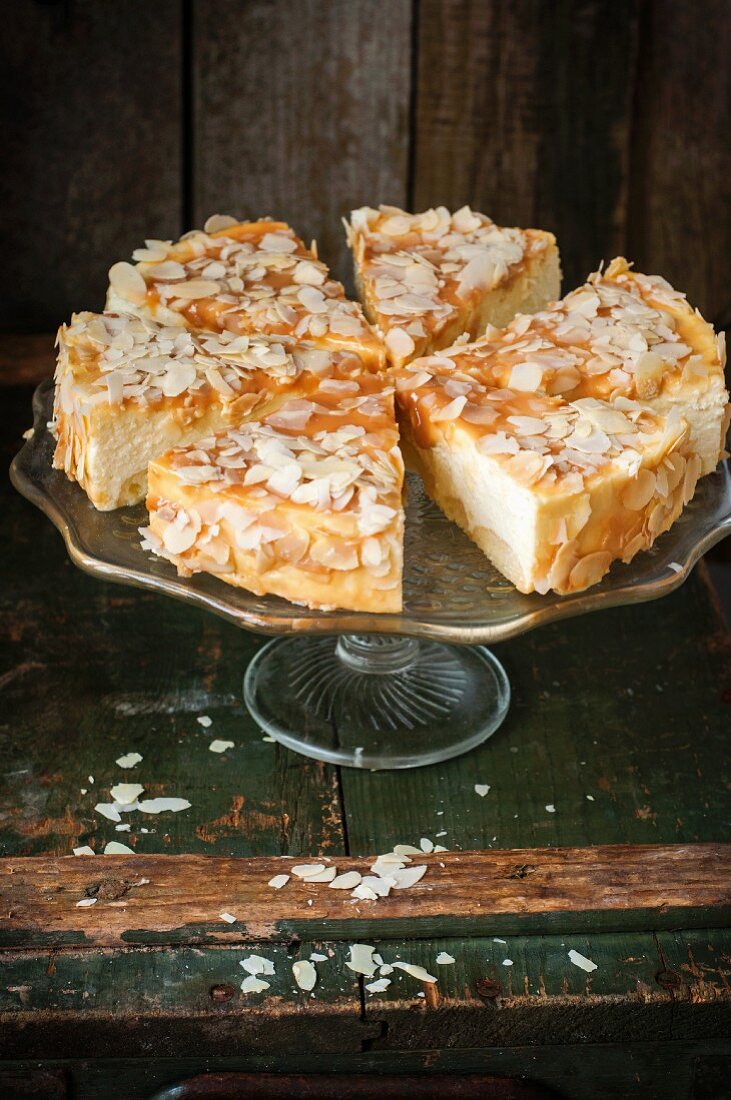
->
[11,380,731,644]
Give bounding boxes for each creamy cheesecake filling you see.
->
[346,204,561,367]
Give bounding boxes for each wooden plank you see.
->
[0,1,183,336]
[191,0,412,287]
[340,566,731,856]
[627,0,731,323]
[412,0,640,289]
[1,845,728,947]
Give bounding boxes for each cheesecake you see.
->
[52,311,372,511]
[141,376,404,612]
[345,204,561,368]
[395,259,728,595]
[106,216,385,372]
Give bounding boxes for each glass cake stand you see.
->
[11,380,731,769]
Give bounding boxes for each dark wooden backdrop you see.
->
[1,0,729,347]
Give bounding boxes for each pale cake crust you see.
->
[346,204,561,368]
[106,217,385,372]
[394,258,728,595]
[142,378,404,613]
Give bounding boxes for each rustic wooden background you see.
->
[1,0,729,344]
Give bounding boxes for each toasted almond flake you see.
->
[240,954,275,976]
[109,782,144,806]
[240,975,270,994]
[209,739,234,753]
[76,897,98,907]
[568,949,598,973]
[385,327,415,361]
[103,841,135,855]
[73,846,95,857]
[346,944,377,977]
[292,960,317,991]
[268,874,290,889]
[220,912,237,924]
[204,213,239,233]
[393,962,437,983]
[172,279,221,300]
[621,468,657,510]
[116,752,143,769]
[108,261,147,304]
[436,952,455,965]
[509,362,543,391]
[474,784,490,797]
[365,977,392,993]
[197,715,213,728]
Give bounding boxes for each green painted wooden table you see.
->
[1,384,730,1100]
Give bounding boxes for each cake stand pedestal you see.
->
[11,380,731,769]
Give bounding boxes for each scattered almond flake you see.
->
[241,975,270,994]
[310,952,328,962]
[379,963,394,976]
[419,837,434,853]
[365,977,391,993]
[502,959,514,967]
[586,795,595,801]
[292,960,317,991]
[494,938,506,944]
[197,715,213,728]
[668,561,683,573]
[391,865,427,889]
[95,802,122,823]
[345,944,377,977]
[303,866,337,883]
[76,897,97,907]
[435,831,447,838]
[115,823,131,832]
[219,912,237,924]
[22,427,34,440]
[268,874,290,890]
[330,871,362,890]
[136,878,150,886]
[73,846,95,856]
[392,844,423,855]
[291,863,329,879]
[209,739,234,753]
[137,798,191,814]
[262,735,276,743]
[434,845,448,853]
[436,952,455,965]
[352,884,379,901]
[88,776,94,784]
[110,783,145,806]
[116,752,143,769]
[545,804,556,813]
[568,949,598,973]
[240,954,275,976]
[474,784,490,797]
[393,962,437,983]
[103,841,135,855]
[80,788,87,795]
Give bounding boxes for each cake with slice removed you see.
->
[394,259,728,595]
[106,216,385,373]
[345,204,561,368]
[141,375,404,612]
[52,311,372,511]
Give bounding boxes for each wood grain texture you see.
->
[412,0,640,289]
[0,0,183,332]
[191,0,411,287]
[627,0,731,323]
[1,845,729,947]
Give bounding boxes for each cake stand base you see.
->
[243,634,510,769]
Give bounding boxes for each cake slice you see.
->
[141,376,404,612]
[395,259,727,595]
[106,216,385,372]
[53,311,371,510]
[345,204,561,368]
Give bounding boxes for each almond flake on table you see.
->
[545,804,556,813]
[73,846,95,856]
[365,977,391,993]
[116,752,143,768]
[393,844,422,856]
[391,865,427,889]
[309,952,328,962]
[494,938,506,944]
[241,975,270,994]
[568,949,598,973]
[104,841,135,855]
[291,863,330,879]
[208,740,234,753]
[302,866,337,883]
[419,837,434,853]
[292,960,317,991]
[352,884,379,901]
[196,716,212,728]
[95,802,122,823]
[436,952,455,965]
[346,944,377,977]
[502,959,514,967]
[219,912,237,924]
[262,735,276,742]
[110,783,145,805]
[268,874,290,890]
[115,823,131,832]
[474,784,491,797]
[76,897,98,907]
[240,955,275,976]
[379,963,394,976]
[330,871,362,890]
[393,962,437,983]
[586,795,595,801]
[136,797,191,814]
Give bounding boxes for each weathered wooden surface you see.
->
[2,846,729,948]
[192,0,412,286]
[0,1,183,332]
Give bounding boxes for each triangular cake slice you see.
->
[346,204,561,368]
[53,311,372,510]
[395,260,727,595]
[141,375,404,612]
[107,216,385,372]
